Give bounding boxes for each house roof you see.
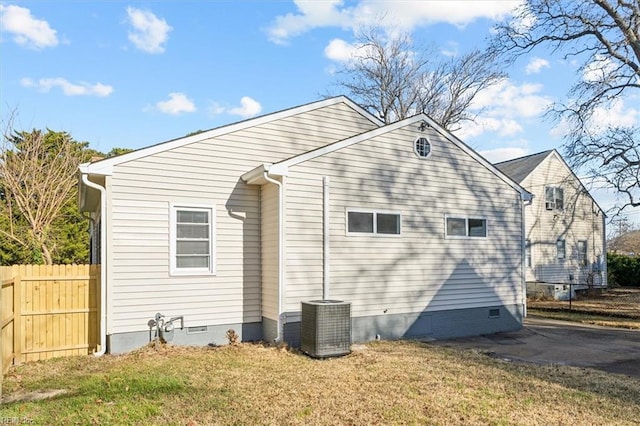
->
[79,96,384,176]
[244,114,532,201]
[494,149,606,216]
[493,150,554,184]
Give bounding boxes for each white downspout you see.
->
[263,170,284,342]
[521,194,532,319]
[81,174,107,356]
[323,176,330,300]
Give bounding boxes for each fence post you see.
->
[1,277,3,400]
[13,275,21,365]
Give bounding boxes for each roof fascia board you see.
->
[83,96,381,176]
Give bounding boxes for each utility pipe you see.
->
[81,173,107,356]
[262,170,284,343]
[323,176,330,300]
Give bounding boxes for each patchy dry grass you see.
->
[529,287,640,329]
[1,341,639,425]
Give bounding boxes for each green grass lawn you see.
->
[1,341,639,425]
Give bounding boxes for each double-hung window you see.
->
[556,239,566,260]
[445,217,487,238]
[545,186,564,211]
[170,204,215,275]
[347,210,401,235]
[577,240,587,266]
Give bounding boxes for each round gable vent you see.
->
[414,137,431,158]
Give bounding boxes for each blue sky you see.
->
[1,0,638,225]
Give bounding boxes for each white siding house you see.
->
[495,150,607,300]
[79,97,531,353]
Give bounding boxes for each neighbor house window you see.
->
[170,204,215,275]
[445,217,487,238]
[556,239,566,259]
[525,239,532,268]
[414,137,432,158]
[577,240,587,266]
[347,210,401,235]
[545,186,564,210]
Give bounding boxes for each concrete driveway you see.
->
[433,316,640,378]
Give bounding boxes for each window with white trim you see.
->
[414,137,432,158]
[347,210,401,235]
[445,217,487,238]
[545,186,564,210]
[170,205,215,275]
[577,240,587,266]
[525,239,532,268]
[556,239,566,260]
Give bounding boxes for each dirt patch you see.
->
[2,389,68,404]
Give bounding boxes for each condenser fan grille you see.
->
[301,300,351,358]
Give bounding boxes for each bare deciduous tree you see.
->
[491,0,640,212]
[1,118,88,264]
[332,27,506,130]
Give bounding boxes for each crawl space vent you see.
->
[301,300,351,358]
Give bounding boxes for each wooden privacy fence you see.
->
[0,264,100,373]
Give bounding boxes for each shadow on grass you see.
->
[416,340,640,409]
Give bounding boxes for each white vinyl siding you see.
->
[521,153,606,286]
[284,123,524,317]
[261,183,280,321]
[106,101,379,334]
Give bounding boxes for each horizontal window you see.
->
[445,217,487,238]
[347,210,401,236]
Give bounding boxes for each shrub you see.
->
[607,252,640,287]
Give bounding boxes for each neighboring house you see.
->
[495,150,607,300]
[79,96,532,354]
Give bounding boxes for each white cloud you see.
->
[21,77,113,97]
[324,38,357,62]
[471,80,552,118]
[456,79,553,140]
[208,97,263,118]
[550,98,638,138]
[0,4,58,49]
[591,98,638,128]
[583,55,617,83]
[480,147,529,163]
[440,41,459,58]
[525,57,550,74]
[154,92,196,115]
[126,7,172,53]
[267,0,522,44]
[229,97,262,118]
